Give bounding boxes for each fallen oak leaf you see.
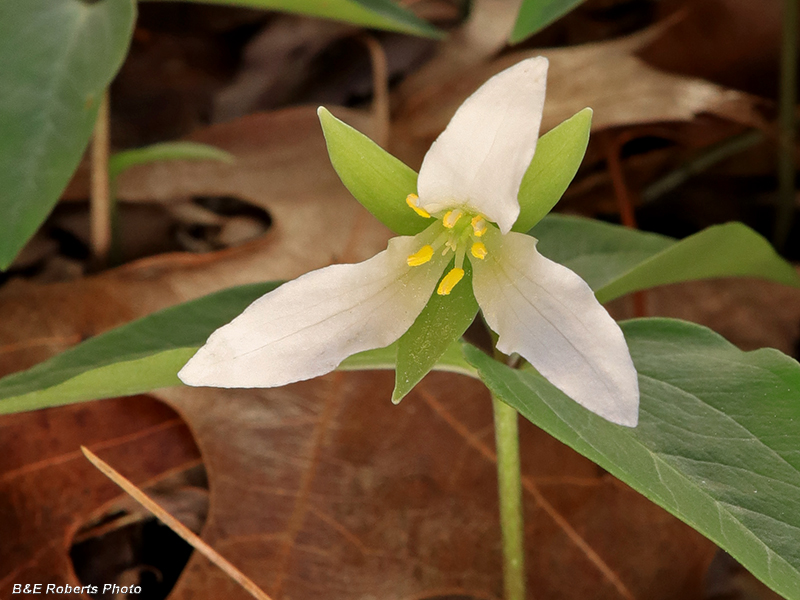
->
[392,27,764,166]
[0,396,201,594]
[150,371,715,600]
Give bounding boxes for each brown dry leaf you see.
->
[392,27,763,166]
[0,106,393,377]
[0,396,201,593]
[147,371,715,600]
[0,371,716,598]
[396,0,524,103]
[638,0,783,97]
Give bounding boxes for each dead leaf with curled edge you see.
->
[0,106,393,377]
[148,371,715,600]
[0,369,716,599]
[0,396,202,594]
[391,26,765,167]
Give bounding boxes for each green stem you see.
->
[775,0,798,249]
[492,394,526,600]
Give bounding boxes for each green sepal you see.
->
[318,107,430,235]
[392,260,480,403]
[513,108,592,233]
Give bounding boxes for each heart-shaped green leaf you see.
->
[0,0,136,269]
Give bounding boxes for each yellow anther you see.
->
[437,267,465,295]
[443,209,463,229]
[471,242,488,260]
[407,244,434,266]
[406,194,431,219]
[471,215,487,237]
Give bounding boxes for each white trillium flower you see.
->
[179,57,640,427]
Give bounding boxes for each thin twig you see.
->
[90,91,112,264]
[603,133,647,317]
[81,446,273,600]
[775,0,799,248]
[603,133,638,230]
[359,34,390,148]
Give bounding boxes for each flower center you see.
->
[405,193,492,295]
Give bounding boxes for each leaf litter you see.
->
[1,2,798,598]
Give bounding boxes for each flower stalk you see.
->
[493,394,526,600]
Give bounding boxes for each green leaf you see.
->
[464,318,800,600]
[393,261,479,403]
[0,280,477,415]
[513,108,592,233]
[532,215,800,303]
[0,283,278,415]
[0,0,136,270]
[318,107,429,235]
[510,0,587,43]
[109,141,235,181]
[160,0,442,38]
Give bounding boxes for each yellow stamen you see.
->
[407,244,434,266]
[406,194,431,219]
[471,215,487,237]
[443,209,463,228]
[471,242,487,260]
[437,267,465,295]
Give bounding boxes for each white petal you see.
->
[472,230,639,426]
[417,57,548,233]
[179,236,449,388]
